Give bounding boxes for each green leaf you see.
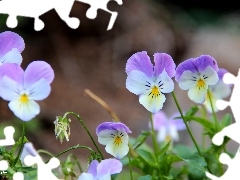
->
[132,131,151,150]
[184,116,214,133]
[136,149,158,168]
[220,113,232,129]
[137,175,152,180]
[185,106,199,117]
[158,141,171,157]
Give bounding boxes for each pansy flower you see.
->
[0,61,54,121]
[78,158,122,180]
[126,51,176,113]
[175,55,219,103]
[150,111,186,142]
[0,31,25,65]
[204,68,232,112]
[96,122,131,159]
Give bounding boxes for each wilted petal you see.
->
[27,78,51,100]
[0,76,23,101]
[126,70,153,95]
[126,51,153,77]
[0,48,22,65]
[78,173,94,180]
[0,31,25,55]
[97,158,122,177]
[24,61,54,87]
[153,53,176,78]
[139,90,166,113]
[9,99,40,121]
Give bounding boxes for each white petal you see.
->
[98,129,117,145]
[157,126,167,142]
[179,70,198,90]
[78,173,94,180]
[188,85,207,103]
[126,70,153,95]
[0,76,23,101]
[169,124,179,141]
[204,91,218,113]
[139,90,166,113]
[105,141,129,159]
[9,99,40,121]
[202,66,219,86]
[0,48,22,65]
[26,78,51,100]
[156,70,174,93]
[210,80,232,99]
[99,172,111,180]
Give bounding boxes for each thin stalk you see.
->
[71,154,83,173]
[150,113,158,156]
[207,89,219,130]
[64,112,104,159]
[37,149,55,157]
[13,122,26,166]
[55,144,94,158]
[128,152,133,180]
[171,92,212,173]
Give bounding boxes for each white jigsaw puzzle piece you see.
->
[206,69,240,179]
[0,0,80,31]
[0,126,15,147]
[77,0,122,30]
[23,144,60,180]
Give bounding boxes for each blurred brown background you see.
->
[1,0,240,173]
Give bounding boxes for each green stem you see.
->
[13,122,26,166]
[171,92,212,173]
[207,89,219,130]
[55,144,94,158]
[128,152,133,180]
[150,113,158,156]
[37,149,55,157]
[63,112,104,159]
[71,154,83,173]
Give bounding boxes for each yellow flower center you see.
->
[197,79,205,87]
[115,136,122,145]
[151,86,159,96]
[20,94,29,103]
[165,135,171,142]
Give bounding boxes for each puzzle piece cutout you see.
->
[206,69,240,179]
[0,126,24,180]
[22,142,60,180]
[0,0,122,31]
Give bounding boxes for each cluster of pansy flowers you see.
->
[0,30,233,179]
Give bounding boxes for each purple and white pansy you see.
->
[0,61,54,121]
[175,55,219,104]
[0,31,25,65]
[96,122,131,159]
[126,51,176,113]
[204,68,232,112]
[78,158,122,180]
[150,111,186,142]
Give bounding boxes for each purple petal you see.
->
[96,122,131,135]
[97,158,122,177]
[153,53,176,78]
[218,68,228,80]
[169,112,186,131]
[0,63,24,85]
[87,160,98,177]
[24,61,54,88]
[152,111,168,130]
[0,31,25,55]
[175,55,218,82]
[126,51,153,77]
